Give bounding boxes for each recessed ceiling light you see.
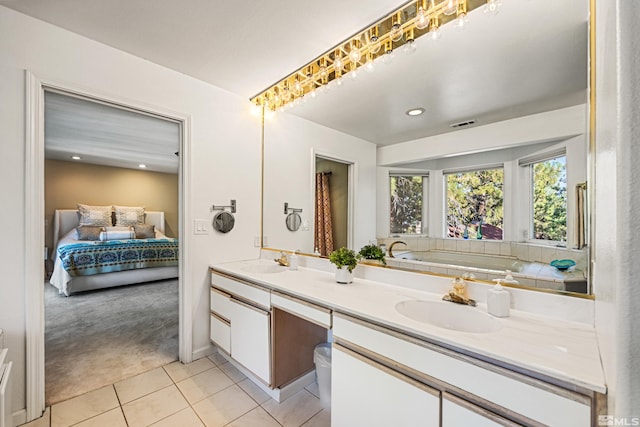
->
[71,156,81,160]
[138,164,147,169]
[406,108,425,116]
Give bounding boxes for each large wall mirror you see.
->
[262,0,591,295]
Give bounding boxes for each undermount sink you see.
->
[240,264,287,274]
[395,300,502,334]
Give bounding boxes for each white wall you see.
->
[263,112,377,254]
[0,5,261,421]
[594,0,640,416]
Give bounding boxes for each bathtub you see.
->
[394,250,524,273]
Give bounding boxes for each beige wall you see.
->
[45,159,179,249]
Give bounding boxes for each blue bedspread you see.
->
[58,238,179,277]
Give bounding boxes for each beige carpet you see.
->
[44,279,179,404]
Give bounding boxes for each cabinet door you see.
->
[210,313,231,354]
[332,344,440,427]
[442,393,523,427]
[229,298,271,385]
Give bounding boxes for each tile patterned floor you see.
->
[21,352,330,427]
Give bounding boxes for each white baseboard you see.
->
[192,343,215,361]
[13,408,27,427]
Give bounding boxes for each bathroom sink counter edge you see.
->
[211,258,605,395]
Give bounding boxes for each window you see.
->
[531,155,567,242]
[446,167,504,240]
[390,174,427,234]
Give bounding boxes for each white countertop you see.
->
[211,259,606,394]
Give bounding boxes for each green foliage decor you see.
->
[358,244,386,265]
[329,247,361,273]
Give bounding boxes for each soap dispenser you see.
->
[503,270,519,285]
[289,250,300,271]
[487,279,510,317]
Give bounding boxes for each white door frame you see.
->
[24,71,193,421]
[312,150,357,251]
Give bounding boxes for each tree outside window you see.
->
[390,175,425,234]
[532,156,567,242]
[446,168,504,240]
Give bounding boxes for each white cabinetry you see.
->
[333,313,595,427]
[442,393,522,427]
[210,272,271,385]
[228,298,271,383]
[332,344,440,427]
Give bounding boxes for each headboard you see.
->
[51,209,166,260]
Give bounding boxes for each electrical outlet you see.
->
[263,236,268,246]
[254,236,261,247]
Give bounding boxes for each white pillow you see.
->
[114,205,145,226]
[99,226,135,241]
[77,203,112,227]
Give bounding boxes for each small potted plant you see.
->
[328,247,361,284]
[358,244,386,265]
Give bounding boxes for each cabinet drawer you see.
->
[210,287,233,320]
[332,344,439,427]
[210,313,230,354]
[271,291,331,328]
[442,393,523,427]
[333,313,591,427]
[211,272,270,309]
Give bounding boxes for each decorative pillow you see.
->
[77,203,113,227]
[76,225,105,241]
[99,226,135,241]
[114,205,145,226]
[133,224,155,239]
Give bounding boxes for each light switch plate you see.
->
[194,219,209,235]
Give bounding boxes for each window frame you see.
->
[443,165,505,241]
[388,172,429,236]
[520,150,568,246]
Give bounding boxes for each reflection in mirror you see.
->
[262,0,590,295]
[286,212,302,232]
[315,158,350,256]
[213,211,235,233]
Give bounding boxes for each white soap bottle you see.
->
[289,250,299,271]
[503,270,520,285]
[487,279,510,317]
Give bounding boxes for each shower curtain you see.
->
[315,172,334,256]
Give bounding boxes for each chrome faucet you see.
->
[388,240,407,258]
[443,277,477,306]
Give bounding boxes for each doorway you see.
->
[315,156,352,255]
[25,73,192,420]
[43,90,181,404]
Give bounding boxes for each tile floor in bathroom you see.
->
[21,351,330,427]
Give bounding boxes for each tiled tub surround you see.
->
[379,237,588,292]
[213,254,605,425]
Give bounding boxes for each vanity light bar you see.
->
[250,0,493,113]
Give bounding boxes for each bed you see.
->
[49,209,179,296]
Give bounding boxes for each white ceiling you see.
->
[1,0,588,162]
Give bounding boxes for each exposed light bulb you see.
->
[369,40,381,55]
[403,39,417,54]
[442,0,459,15]
[382,50,395,64]
[428,25,441,41]
[349,49,361,63]
[455,12,468,29]
[293,80,303,96]
[309,89,317,98]
[264,108,275,120]
[349,69,358,80]
[250,103,262,116]
[365,58,375,73]
[484,0,501,15]
[415,7,429,30]
[334,55,343,70]
[389,25,403,42]
[319,65,328,79]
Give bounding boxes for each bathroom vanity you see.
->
[209,254,605,427]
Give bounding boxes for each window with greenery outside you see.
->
[446,168,504,240]
[390,175,424,234]
[532,156,567,242]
